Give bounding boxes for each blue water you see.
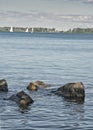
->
[0,32,93,130]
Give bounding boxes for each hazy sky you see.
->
[0,0,93,30]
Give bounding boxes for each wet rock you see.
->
[27,82,38,91]
[27,81,47,91]
[34,81,46,88]
[56,82,85,101]
[0,79,8,92]
[8,91,34,107]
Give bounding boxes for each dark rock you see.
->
[0,79,8,92]
[56,82,85,101]
[8,91,34,107]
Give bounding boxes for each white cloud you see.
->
[57,14,93,23]
[0,10,93,30]
[84,0,93,3]
[64,0,93,4]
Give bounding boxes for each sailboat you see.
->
[31,28,34,33]
[25,28,29,32]
[10,26,13,32]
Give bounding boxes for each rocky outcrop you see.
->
[0,79,8,92]
[56,82,85,101]
[8,91,34,107]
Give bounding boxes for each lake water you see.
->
[0,32,93,130]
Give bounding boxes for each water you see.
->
[0,32,93,130]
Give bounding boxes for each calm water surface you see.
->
[0,32,93,130]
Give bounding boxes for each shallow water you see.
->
[0,32,93,130]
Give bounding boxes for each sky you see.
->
[0,0,93,30]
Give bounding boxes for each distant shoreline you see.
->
[0,27,93,34]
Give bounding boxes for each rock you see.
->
[27,81,47,91]
[56,82,85,101]
[0,79,8,92]
[8,91,34,107]
[34,81,46,88]
[27,82,38,91]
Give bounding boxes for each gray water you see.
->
[0,32,93,130]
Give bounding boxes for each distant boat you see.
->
[26,28,29,32]
[10,26,13,32]
[31,28,34,33]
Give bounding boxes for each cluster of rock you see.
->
[0,79,85,108]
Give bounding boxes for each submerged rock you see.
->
[27,81,47,91]
[0,79,8,92]
[27,82,38,91]
[56,82,85,102]
[34,81,46,88]
[8,91,34,107]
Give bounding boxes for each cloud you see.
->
[0,10,93,22]
[58,15,93,23]
[35,0,93,4]
[64,0,93,4]
[83,0,93,4]
[0,10,93,30]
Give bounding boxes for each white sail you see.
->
[26,28,29,32]
[10,26,13,32]
[31,28,34,33]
